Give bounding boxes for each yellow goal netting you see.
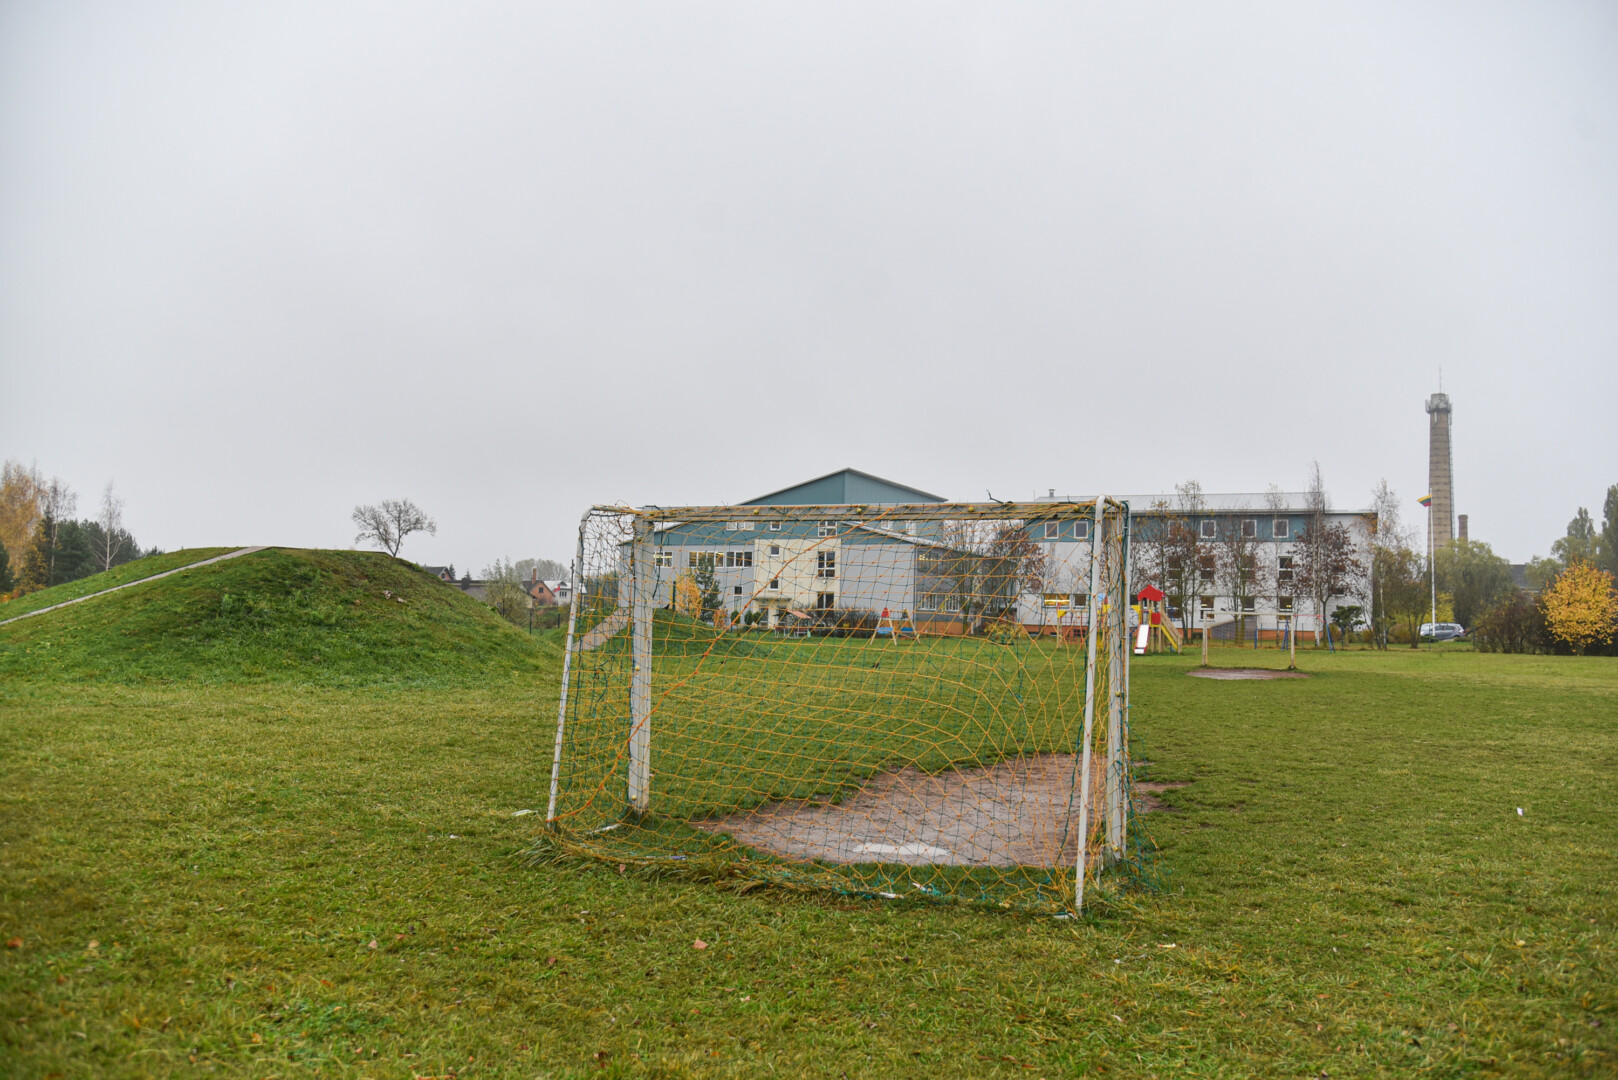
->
[539,499,1144,915]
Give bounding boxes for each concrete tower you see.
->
[1425,392,1454,546]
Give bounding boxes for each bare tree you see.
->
[40,477,77,582]
[1212,503,1272,643]
[352,499,437,557]
[482,557,533,625]
[1294,519,1365,647]
[1139,485,1204,633]
[514,557,569,582]
[97,481,127,571]
[1367,479,1411,649]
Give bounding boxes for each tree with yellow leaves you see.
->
[0,460,42,562]
[1541,560,1618,655]
[673,571,703,620]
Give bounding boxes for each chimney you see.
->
[1458,514,1468,541]
[1425,392,1455,547]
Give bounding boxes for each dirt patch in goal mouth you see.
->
[1188,667,1312,680]
[692,754,1173,868]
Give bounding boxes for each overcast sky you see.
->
[3,2,1614,570]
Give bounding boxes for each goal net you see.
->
[541,499,1143,914]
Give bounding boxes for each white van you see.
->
[1419,622,1465,642]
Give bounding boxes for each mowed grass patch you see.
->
[0,649,1614,1077]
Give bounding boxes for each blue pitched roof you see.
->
[740,468,947,506]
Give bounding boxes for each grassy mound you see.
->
[0,548,558,686]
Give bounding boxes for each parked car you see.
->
[1419,622,1466,642]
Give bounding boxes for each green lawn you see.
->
[2,588,1614,1076]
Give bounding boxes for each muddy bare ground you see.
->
[693,754,1180,868]
[1188,667,1312,680]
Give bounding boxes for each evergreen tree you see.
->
[1552,507,1598,566]
[0,542,13,594]
[1601,485,1618,578]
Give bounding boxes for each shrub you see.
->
[1472,593,1552,654]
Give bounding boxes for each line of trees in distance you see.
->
[0,460,157,598]
[1467,485,1618,655]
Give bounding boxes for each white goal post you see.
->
[541,497,1141,914]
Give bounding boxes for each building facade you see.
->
[635,470,1375,639]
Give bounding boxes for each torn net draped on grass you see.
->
[532,500,1156,914]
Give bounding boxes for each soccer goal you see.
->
[542,498,1142,914]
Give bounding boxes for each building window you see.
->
[768,578,780,591]
[919,593,941,612]
[726,550,753,568]
[817,520,836,537]
[1200,595,1215,614]
[815,592,836,610]
[1075,519,1091,540]
[768,521,781,532]
[816,551,836,578]
[1242,519,1257,539]
[1198,555,1215,583]
[1200,520,1216,540]
[1273,518,1289,539]
[688,551,718,569]
[1278,596,1293,613]
[1044,521,1060,539]
[1072,593,1089,608]
[654,551,672,568]
[904,522,917,536]
[769,545,780,557]
[1278,555,1294,584]
[733,585,743,595]
[725,521,755,532]
[943,596,961,613]
[1240,596,1256,613]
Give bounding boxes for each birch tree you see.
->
[97,482,127,571]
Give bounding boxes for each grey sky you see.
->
[3,2,1614,570]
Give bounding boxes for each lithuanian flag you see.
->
[1418,494,1433,507]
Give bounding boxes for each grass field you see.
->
[2,556,1615,1077]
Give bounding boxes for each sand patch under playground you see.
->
[693,754,1180,868]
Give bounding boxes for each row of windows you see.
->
[1042,520,1092,540]
[1167,554,1296,582]
[1196,518,1291,540]
[653,550,757,569]
[1182,596,1295,613]
[918,593,962,613]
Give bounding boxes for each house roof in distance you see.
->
[741,468,947,507]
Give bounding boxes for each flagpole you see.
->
[1428,500,1436,628]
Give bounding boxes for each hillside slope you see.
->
[0,548,559,686]
[0,548,238,620]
